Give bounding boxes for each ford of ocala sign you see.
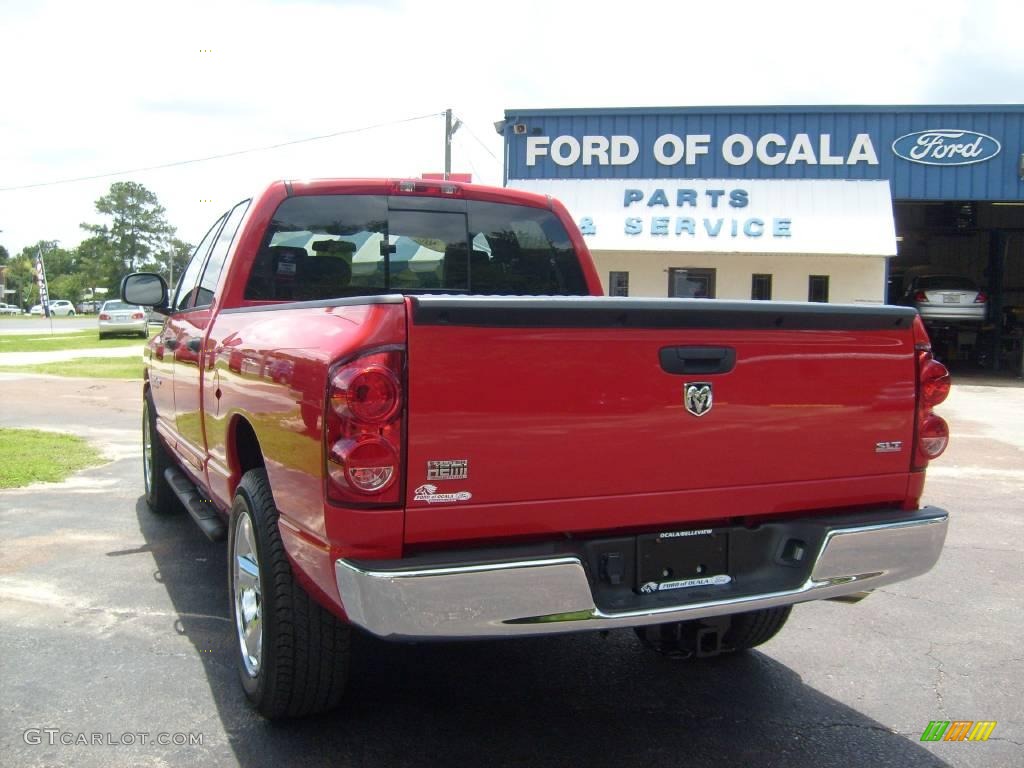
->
[892,129,1001,166]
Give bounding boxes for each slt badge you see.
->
[684,382,713,417]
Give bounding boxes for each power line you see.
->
[456,135,482,182]
[0,112,443,192]
[457,118,499,161]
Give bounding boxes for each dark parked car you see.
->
[902,274,987,324]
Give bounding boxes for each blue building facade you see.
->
[502,105,1024,201]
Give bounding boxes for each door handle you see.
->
[659,346,736,375]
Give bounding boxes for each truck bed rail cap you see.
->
[410,296,917,331]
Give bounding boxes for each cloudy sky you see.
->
[1,0,1021,255]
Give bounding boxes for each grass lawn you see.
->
[0,315,83,322]
[0,357,145,379]
[0,427,105,488]
[0,329,156,354]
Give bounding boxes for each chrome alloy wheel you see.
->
[142,403,153,495]
[233,512,263,677]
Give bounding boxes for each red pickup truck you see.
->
[122,178,951,719]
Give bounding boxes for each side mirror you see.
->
[121,273,169,314]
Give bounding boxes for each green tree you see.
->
[75,235,120,304]
[5,256,38,308]
[151,237,194,288]
[18,241,75,280]
[81,181,175,279]
[14,241,76,305]
[50,273,88,305]
[0,242,10,304]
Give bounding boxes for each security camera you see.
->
[493,120,507,135]
[512,123,528,135]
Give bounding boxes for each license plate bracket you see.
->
[637,530,729,592]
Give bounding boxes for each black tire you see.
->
[229,469,350,719]
[142,392,181,515]
[68,310,75,317]
[721,606,792,651]
[635,606,792,658]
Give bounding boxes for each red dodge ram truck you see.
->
[122,178,951,719]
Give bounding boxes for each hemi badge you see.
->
[875,441,903,453]
[427,459,469,481]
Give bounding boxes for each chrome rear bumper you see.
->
[335,509,948,639]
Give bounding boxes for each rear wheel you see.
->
[142,393,181,515]
[722,606,792,651]
[635,606,792,659]
[229,469,351,719]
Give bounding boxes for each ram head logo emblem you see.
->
[684,383,713,417]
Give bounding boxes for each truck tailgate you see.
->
[404,297,919,545]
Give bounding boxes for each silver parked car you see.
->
[0,302,22,316]
[903,274,987,324]
[98,300,148,339]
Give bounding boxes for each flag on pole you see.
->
[35,247,51,318]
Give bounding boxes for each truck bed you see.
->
[405,296,919,544]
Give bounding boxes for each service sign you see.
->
[510,178,897,256]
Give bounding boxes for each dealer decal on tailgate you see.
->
[413,484,473,504]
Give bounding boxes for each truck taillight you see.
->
[918,414,950,459]
[920,358,951,407]
[912,316,950,469]
[328,438,398,492]
[331,365,401,424]
[324,348,404,505]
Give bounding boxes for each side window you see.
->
[751,273,773,300]
[194,200,251,307]
[808,275,830,303]
[174,215,227,312]
[668,267,716,298]
[609,271,629,296]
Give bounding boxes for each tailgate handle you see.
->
[659,346,736,375]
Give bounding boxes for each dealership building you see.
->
[500,105,1023,368]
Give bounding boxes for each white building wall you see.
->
[593,251,888,304]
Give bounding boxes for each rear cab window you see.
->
[244,195,587,301]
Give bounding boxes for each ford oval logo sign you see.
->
[892,129,1001,166]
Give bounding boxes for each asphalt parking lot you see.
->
[0,372,1021,768]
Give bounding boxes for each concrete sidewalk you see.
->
[0,345,144,366]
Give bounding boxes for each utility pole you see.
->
[444,108,453,180]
